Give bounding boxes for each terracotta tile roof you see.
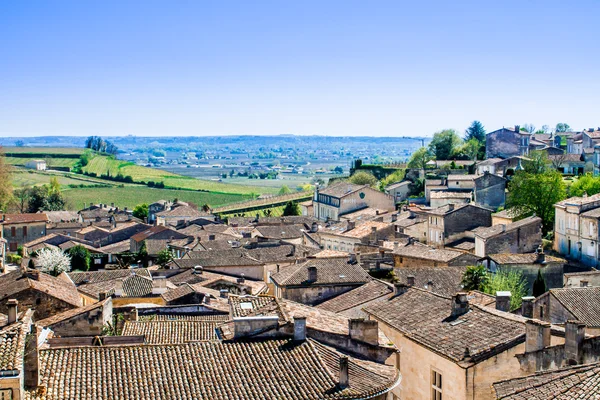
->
[317,280,393,314]
[487,253,565,264]
[27,339,398,400]
[229,295,286,320]
[155,205,209,218]
[0,269,82,308]
[271,258,370,287]
[426,203,490,216]
[392,243,466,262]
[394,267,467,297]
[467,290,496,308]
[171,254,264,268]
[68,269,154,299]
[0,309,32,373]
[98,239,130,254]
[120,274,154,297]
[165,269,267,295]
[23,233,91,249]
[364,288,528,364]
[130,225,183,242]
[311,249,350,258]
[44,211,79,223]
[338,221,391,239]
[550,287,600,327]
[122,320,220,343]
[253,224,306,240]
[1,213,48,224]
[36,298,111,328]
[67,269,152,285]
[138,314,229,322]
[556,193,600,207]
[493,362,600,399]
[474,216,541,239]
[319,182,366,198]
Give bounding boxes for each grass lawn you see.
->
[62,186,251,210]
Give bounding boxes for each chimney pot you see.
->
[293,316,307,341]
[521,296,535,318]
[525,320,551,353]
[339,356,349,388]
[193,265,203,275]
[356,251,361,264]
[7,299,18,324]
[451,292,469,317]
[565,320,586,365]
[495,291,511,312]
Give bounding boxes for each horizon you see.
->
[2,1,599,137]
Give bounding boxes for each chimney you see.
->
[515,125,520,132]
[451,292,469,317]
[536,245,546,264]
[495,291,511,312]
[391,213,397,222]
[220,289,229,298]
[349,253,357,264]
[204,295,211,304]
[7,299,18,324]
[152,276,168,295]
[114,279,124,297]
[525,320,551,353]
[98,292,108,301]
[447,203,455,211]
[339,357,349,388]
[237,273,245,284]
[27,269,40,281]
[307,266,317,282]
[293,316,307,341]
[521,296,535,318]
[24,324,41,389]
[356,251,361,264]
[348,318,379,345]
[193,265,203,275]
[407,275,415,286]
[394,282,409,296]
[370,226,377,242]
[565,320,586,364]
[346,220,355,231]
[393,241,399,252]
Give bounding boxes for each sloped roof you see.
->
[316,280,392,314]
[392,243,466,263]
[318,182,366,198]
[1,213,48,224]
[0,309,32,373]
[487,253,565,265]
[550,287,600,327]
[0,269,82,307]
[155,205,209,218]
[253,224,306,240]
[37,298,111,328]
[394,267,467,297]
[474,216,541,239]
[271,258,370,287]
[122,320,220,343]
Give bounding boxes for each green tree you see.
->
[456,138,481,161]
[523,150,549,174]
[555,123,571,132]
[67,245,91,271]
[27,186,49,213]
[569,174,600,197]
[13,187,30,213]
[283,201,301,216]
[0,148,13,211]
[381,169,406,188]
[428,129,462,160]
[484,268,528,310]
[464,120,486,142]
[461,265,490,291]
[506,170,566,234]
[132,203,149,220]
[407,147,434,170]
[348,171,378,187]
[156,249,173,267]
[532,270,547,297]
[137,241,148,268]
[43,191,66,211]
[278,185,292,195]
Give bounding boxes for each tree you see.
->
[348,171,378,187]
[407,147,434,170]
[429,129,461,160]
[43,191,66,211]
[523,124,536,134]
[555,123,571,133]
[549,152,568,172]
[541,125,550,134]
[506,170,566,234]
[27,186,49,213]
[13,187,30,213]
[0,148,13,212]
[523,150,549,174]
[278,185,292,195]
[569,174,600,197]
[37,248,71,276]
[201,204,211,212]
[381,169,406,188]
[283,201,301,216]
[456,138,480,161]
[532,270,547,297]
[484,268,528,310]
[333,166,344,174]
[67,245,91,271]
[156,249,173,267]
[132,203,149,220]
[464,121,486,142]
[461,265,490,291]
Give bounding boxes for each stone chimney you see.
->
[356,251,361,264]
[293,316,307,341]
[370,226,377,242]
[565,320,586,365]
[114,279,124,297]
[98,292,108,301]
[151,276,168,295]
[525,320,551,353]
[311,222,318,233]
[535,245,546,264]
[394,282,409,296]
[391,213,397,222]
[7,299,18,324]
[219,289,229,298]
[406,275,415,286]
[307,266,317,282]
[26,269,40,281]
[495,291,511,312]
[451,292,469,317]
[348,318,379,346]
[237,273,245,284]
[521,296,535,318]
[447,203,454,211]
[339,356,349,388]
[24,324,40,389]
[193,265,203,275]
[349,253,357,264]
[393,241,399,252]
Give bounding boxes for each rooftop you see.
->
[122,320,221,343]
[473,216,541,239]
[316,280,393,315]
[486,253,565,265]
[0,269,82,308]
[549,287,600,328]
[318,182,366,198]
[0,309,32,374]
[271,258,370,287]
[430,191,472,199]
[1,213,48,224]
[392,242,466,263]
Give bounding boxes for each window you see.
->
[23,226,27,237]
[431,369,443,400]
[10,227,15,237]
[539,305,544,319]
[581,281,589,287]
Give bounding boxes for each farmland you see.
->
[2,146,84,169]
[11,169,120,188]
[62,186,251,210]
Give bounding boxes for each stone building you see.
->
[486,126,532,159]
[319,220,394,253]
[563,270,600,288]
[533,287,600,335]
[425,203,492,247]
[384,181,411,203]
[271,257,370,305]
[155,204,213,227]
[473,216,542,258]
[1,213,48,252]
[312,182,395,222]
[36,297,113,337]
[392,240,480,268]
[365,288,564,400]
[426,173,506,210]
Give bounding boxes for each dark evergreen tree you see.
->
[464,120,486,142]
[532,270,547,297]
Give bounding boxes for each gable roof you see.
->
[155,205,209,218]
[316,280,392,314]
[319,182,367,198]
[36,298,111,328]
[0,269,82,308]
[550,287,600,328]
[393,267,467,297]
[392,243,467,263]
[486,253,565,265]
[0,213,48,224]
[253,224,306,240]
[0,309,32,374]
[271,258,370,287]
[474,216,541,240]
[122,319,221,343]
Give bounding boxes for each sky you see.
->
[1,0,599,138]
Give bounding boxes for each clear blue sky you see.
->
[1,0,599,137]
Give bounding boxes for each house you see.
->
[164,266,268,295]
[533,286,600,335]
[392,239,480,267]
[170,253,267,281]
[148,200,172,223]
[0,300,33,400]
[25,159,46,170]
[78,204,140,228]
[271,257,370,305]
[385,181,411,203]
[0,268,82,320]
[473,216,542,257]
[430,191,472,208]
[318,220,394,253]
[251,224,306,244]
[1,213,48,252]
[486,125,532,159]
[479,249,566,295]
[129,225,188,254]
[36,297,113,337]
[155,204,213,227]
[299,200,314,217]
[476,156,525,177]
[563,270,600,288]
[425,173,506,210]
[365,288,564,400]
[553,193,600,267]
[491,209,518,226]
[312,182,394,221]
[425,203,492,247]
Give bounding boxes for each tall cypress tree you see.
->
[532,270,547,297]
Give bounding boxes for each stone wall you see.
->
[280,284,360,305]
[486,128,524,159]
[0,289,77,321]
[478,219,542,257]
[46,298,113,337]
[444,206,492,239]
[4,222,46,252]
[499,262,564,296]
[474,173,506,210]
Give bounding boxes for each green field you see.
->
[2,146,84,155]
[3,146,83,169]
[62,186,251,210]
[5,156,79,168]
[82,155,280,195]
[11,169,120,188]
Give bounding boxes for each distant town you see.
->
[1,122,600,399]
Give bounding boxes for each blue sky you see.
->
[1,0,599,137]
